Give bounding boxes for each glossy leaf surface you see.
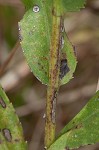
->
[48,91,99,150]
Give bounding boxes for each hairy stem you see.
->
[44,5,62,148]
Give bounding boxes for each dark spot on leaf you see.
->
[65,146,70,150]
[0,97,6,108]
[2,129,12,142]
[18,33,23,41]
[75,123,83,129]
[72,121,75,124]
[15,139,20,142]
[73,45,77,56]
[60,59,70,79]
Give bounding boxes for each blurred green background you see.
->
[0,0,99,150]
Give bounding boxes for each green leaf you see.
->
[54,0,86,16]
[60,32,77,85]
[21,0,34,10]
[21,0,53,12]
[19,0,77,85]
[19,1,52,85]
[48,91,99,150]
[0,85,27,150]
[62,0,86,11]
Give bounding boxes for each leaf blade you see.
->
[0,85,27,150]
[54,0,86,16]
[19,1,52,85]
[19,0,77,85]
[60,33,77,85]
[48,91,99,150]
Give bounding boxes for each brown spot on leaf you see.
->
[0,97,6,108]
[75,123,83,129]
[73,45,77,56]
[15,139,20,142]
[65,146,70,150]
[2,129,12,142]
[18,32,23,41]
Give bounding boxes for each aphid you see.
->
[60,59,70,79]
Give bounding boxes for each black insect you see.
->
[60,59,70,79]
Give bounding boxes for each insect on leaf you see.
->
[0,85,27,150]
[48,91,99,150]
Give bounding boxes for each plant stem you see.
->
[44,3,62,148]
[0,41,19,77]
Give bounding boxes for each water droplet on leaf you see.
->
[33,5,40,13]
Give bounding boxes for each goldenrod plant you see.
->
[0,0,99,150]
